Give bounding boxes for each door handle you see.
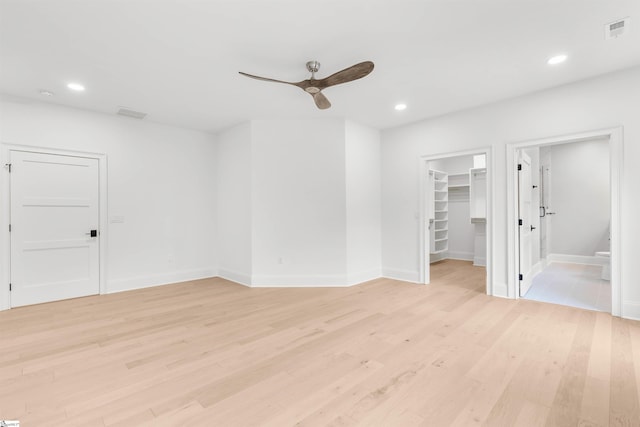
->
[86,230,98,237]
[530,225,536,231]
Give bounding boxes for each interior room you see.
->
[427,154,487,293]
[521,138,612,312]
[1,1,640,426]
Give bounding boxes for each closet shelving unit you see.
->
[429,169,449,255]
[447,172,470,202]
[469,167,487,223]
[447,172,470,188]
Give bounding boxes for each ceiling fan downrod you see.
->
[306,61,320,79]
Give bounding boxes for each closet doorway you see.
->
[507,128,622,316]
[419,148,492,294]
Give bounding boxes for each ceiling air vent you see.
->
[605,17,630,39]
[117,107,147,120]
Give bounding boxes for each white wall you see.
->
[346,120,382,284]
[548,138,610,256]
[381,66,640,320]
[0,97,218,309]
[448,200,474,260]
[217,122,252,284]
[251,119,348,286]
[216,118,381,287]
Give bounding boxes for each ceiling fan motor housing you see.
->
[306,61,320,74]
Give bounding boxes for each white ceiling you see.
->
[1,0,639,134]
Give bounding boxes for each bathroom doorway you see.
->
[419,148,492,295]
[507,128,622,315]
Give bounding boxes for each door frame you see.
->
[506,127,623,316]
[418,146,493,294]
[0,143,108,311]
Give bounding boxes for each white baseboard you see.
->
[492,281,509,298]
[473,257,486,267]
[347,268,382,286]
[217,268,252,287]
[250,274,351,287]
[429,252,448,264]
[381,267,420,283]
[540,257,550,270]
[218,269,382,288]
[107,267,218,294]
[448,251,474,261]
[531,260,544,278]
[548,253,607,266]
[622,301,640,321]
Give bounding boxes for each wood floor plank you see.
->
[579,311,612,427]
[544,310,597,426]
[609,318,640,426]
[0,260,638,426]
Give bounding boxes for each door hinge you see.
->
[518,219,523,226]
[8,224,11,232]
[518,274,523,281]
[517,164,522,171]
[5,163,11,173]
[9,283,11,291]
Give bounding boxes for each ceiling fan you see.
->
[239,60,374,110]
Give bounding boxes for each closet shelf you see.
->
[429,168,450,257]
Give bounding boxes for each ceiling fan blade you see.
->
[240,61,372,108]
[238,71,298,87]
[312,91,331,109]
[318,61,374,89]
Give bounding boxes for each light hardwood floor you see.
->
[1,261,639,426]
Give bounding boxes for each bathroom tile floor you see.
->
[523,262,611,312]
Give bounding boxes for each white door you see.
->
[10,151,100,307]
[518,151,534,296]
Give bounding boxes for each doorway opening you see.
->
[507,128,622,316]
[419,148,492,295]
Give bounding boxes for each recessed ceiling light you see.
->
[395,103,407,111]
[547,54,568,65]
[39,89,54,96]
[67,82,85,91]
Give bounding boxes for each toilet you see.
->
[595,251,610,281]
